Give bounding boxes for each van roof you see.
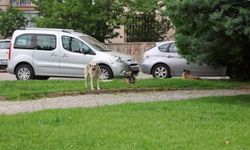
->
[17,28,88,37]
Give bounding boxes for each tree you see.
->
[124,0,171,42]
[0,7,26,38]
[165,0,250,80]
[33,0,124,42]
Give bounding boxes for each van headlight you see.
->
[112,56,124,62]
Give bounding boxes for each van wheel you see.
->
[99,65,113,80]
[15,64,35,80]
[152,64,171,78]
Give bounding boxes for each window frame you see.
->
[14,33,57,51]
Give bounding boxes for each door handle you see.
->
[62,54,68,57]
[167,55,174,58]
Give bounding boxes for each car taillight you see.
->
[8,43,12,60]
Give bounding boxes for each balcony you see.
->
[11,0,36,11]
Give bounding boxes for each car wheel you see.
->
[99,65,113,80]
[15,64,35,80]
[152,64,171,78]
[35,76,50,80]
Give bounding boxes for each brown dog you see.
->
[84,62,101,90]
[182,69,201,80]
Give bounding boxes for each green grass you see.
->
[0,78,249,101]
[0,95,250,149]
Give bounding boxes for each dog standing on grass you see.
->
[182,69,201,80]
[84,62,101,90]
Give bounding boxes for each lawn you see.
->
[0,95,250,150]
[0,78,249,101]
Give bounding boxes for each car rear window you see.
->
[0,41,10,49]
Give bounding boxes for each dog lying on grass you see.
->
[84,62,101,90]
[182,69,201,80]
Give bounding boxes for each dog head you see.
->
[89,63,99,71]
[183,69,191,75]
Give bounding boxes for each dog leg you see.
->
[85,75,88,88]
[90,77,94,90]
[97,80,100,90]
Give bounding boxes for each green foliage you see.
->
[124,0,171,42]
[0,7,26,38]
[1,95,250,149]
[165,0,250,80]
[33,0,124,42]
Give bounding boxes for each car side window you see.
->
[158,43,170,52]
[35,34,56,51]
[169,43,178,53]
[0,41,10,49]
[62,36,91,54]
[14,34,33,49]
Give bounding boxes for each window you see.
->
[0,41,10,49]
[11,0,32,6]
[158,43,178,53]
[62,36,91,54]
[14,34,33,49]
[158,43,170,52]
[14,34,56,50]
[169,43,178,53]
[36,35,56,50]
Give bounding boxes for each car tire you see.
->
[15,64,35,80]
[152,64,171,78]
[99,65,113,80]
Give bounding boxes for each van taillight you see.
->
[8,43,12,60]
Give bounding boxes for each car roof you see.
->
[0,39,11,42]
[155,41,175,46]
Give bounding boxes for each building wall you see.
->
[0,0,10,10]
[106,42,156,63]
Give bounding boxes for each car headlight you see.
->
[112,55,124,62]
[142,54,149,60]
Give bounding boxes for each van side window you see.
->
[14,34,33,49]
[62,36,91,54]
[36,35,56,51]
[158,43,170,52]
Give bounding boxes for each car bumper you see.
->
[140,63,152,74]
[112,62,139,77]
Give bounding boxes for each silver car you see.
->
[0,39,10,70]
[7,28,139,80]
[141,41,226,78]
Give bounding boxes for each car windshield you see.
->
[80,35,111,52]
[0,41,10,49]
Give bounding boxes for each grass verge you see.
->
[0,78,249,101]
[0,95,249,149]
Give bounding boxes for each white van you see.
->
[7,28,139,80]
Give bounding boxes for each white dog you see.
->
[84,62,101,90]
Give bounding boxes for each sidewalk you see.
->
[0,89,249,115]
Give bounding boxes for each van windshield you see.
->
[80,36,111,52]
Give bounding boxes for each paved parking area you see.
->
[0,72,151,80]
